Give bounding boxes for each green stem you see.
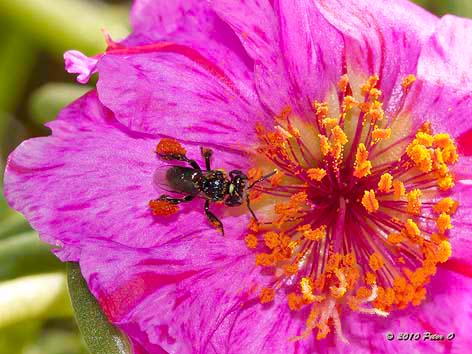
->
[67,263,132,354]
[0,0,129,55]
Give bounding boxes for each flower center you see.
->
[246,75,458,342]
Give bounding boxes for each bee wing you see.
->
[153,165,202,198]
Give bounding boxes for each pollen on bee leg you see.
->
[156,138,187,159]
[149,199,179,216]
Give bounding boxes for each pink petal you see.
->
[96,44,266,147]
[348,269,472,354]
[79,233,268,354]
[211,0,299,115]
[64,50,99,84]
[4,91,250,261]
[402,80,472,144]
[314,0,437,104]
[128,0,254,97]
[275,0,344,109]
[418,15,472,90]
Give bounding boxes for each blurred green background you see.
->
[0,1,470,353]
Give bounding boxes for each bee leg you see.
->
[246,195,258,222]
[185,158,202,170]
[204,200,224,235]
[159,194,195,204]
[200,147,213,171]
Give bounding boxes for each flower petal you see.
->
[128,0,254,97]
[275,0,344,107]
[79,233,265,354]
[417,15,472,90]
[314,0,437,103]
[64,50,99,84]
[211,0,298,115]
[96,45,264,147]
[4,91,250,261]
[402,80,472,143]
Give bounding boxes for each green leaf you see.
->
[0,209,31,240]
[67,263,132,354]
[0,0,129,55]
[0,273,72,329]
[29,83,91,125]
[0,231,63,281]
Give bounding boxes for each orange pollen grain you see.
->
[318,134,330,156]
[264,232,281,249]
[433,197,458,215]
[260,287,276,304]
[302,225,327,241]
[405,219,420,237]
[156,138,186,156]
[361,75,379,95]
[372,128,391,141]
[436,213,452,234]
[406,189,422,215]
[332,125,348,145]
[378,173,393,193]
[338,74,349,93]
[436,241,452,263]
[361,189,379,213]
[354,144,372,178]
[393,180,406,199]
[369,253,384,271]
[307,168,327,182]
[402,74,416,90]
[244,234,258,249]
[149,199,179,216]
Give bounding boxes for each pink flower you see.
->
[4,1,472,353]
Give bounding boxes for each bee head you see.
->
[225,170,248,206]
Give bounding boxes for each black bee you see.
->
[152,139,275,235]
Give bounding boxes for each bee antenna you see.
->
[249,169,278,189]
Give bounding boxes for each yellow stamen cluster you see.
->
[406,131,458,190]
[361,189,379,213]
[307,168,327,182]
[402,74,416,90]
[249,74,459,345]
[392,180,405,199]
[378,173,393,193]
[354,144,372,178]
[297,224,327,241]
[372,128,391,142]
[406,189,422,215]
